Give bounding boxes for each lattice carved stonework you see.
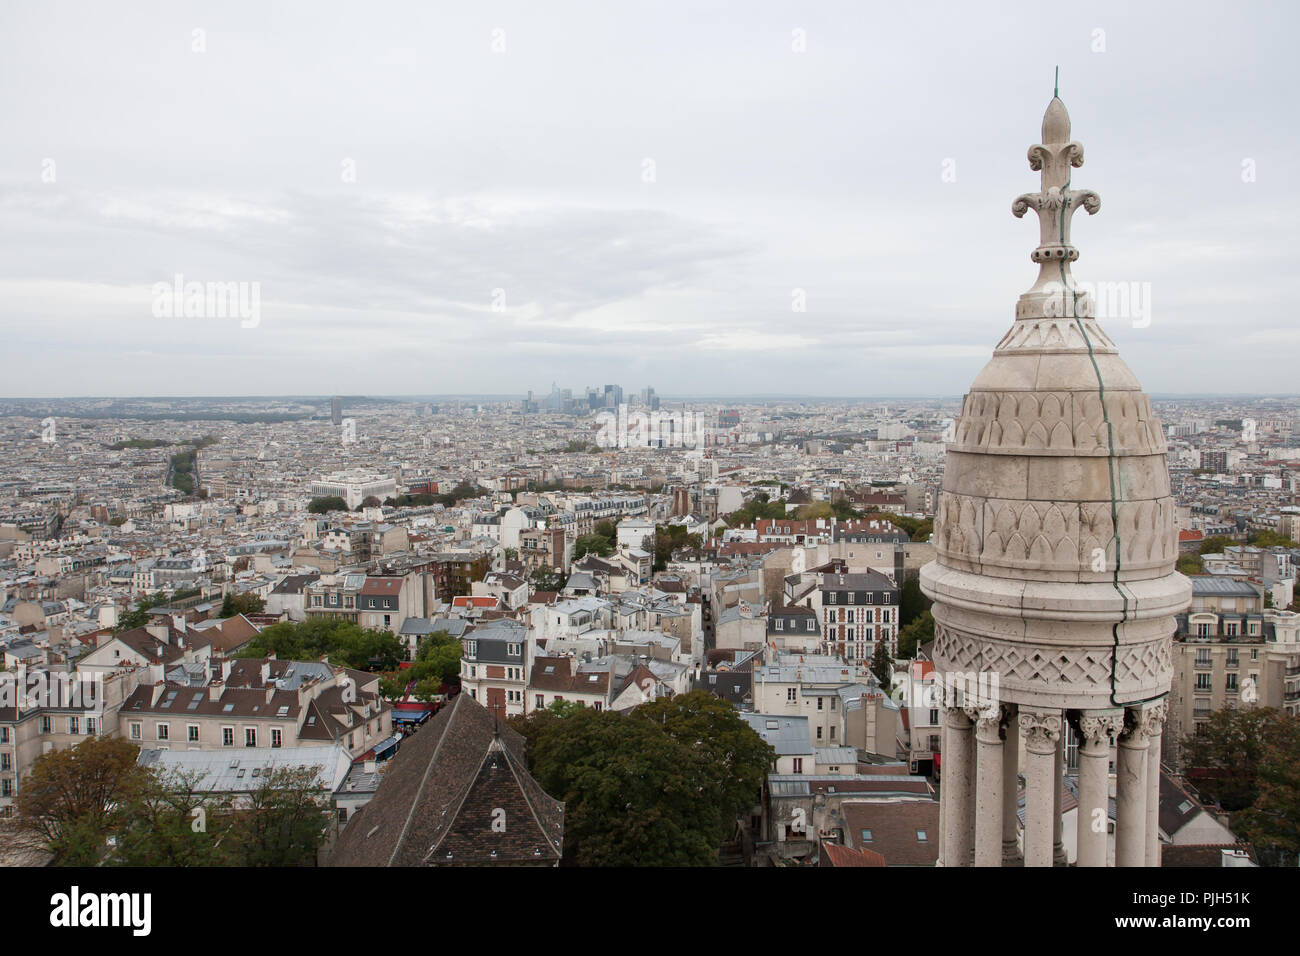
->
[932,622,1173,695]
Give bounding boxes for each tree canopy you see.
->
[236,617,403,671]
[1179,707,1277,811]
[1236,711,1300,867]
[897,609,934,660]
[221,592,266,618]
[307,496,348,514]
[520,691,773,866]
[11,736,334,867]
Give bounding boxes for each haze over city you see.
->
[2,0,1296,397]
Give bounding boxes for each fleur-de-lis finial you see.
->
[1010,87,1102,320]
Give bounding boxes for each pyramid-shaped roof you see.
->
[328,693,563,866]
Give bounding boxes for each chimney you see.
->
[208,681,223,702]
[151,683,165,706]
[260,660,271,684]
[221,659,232,682]
[266,685,276,704]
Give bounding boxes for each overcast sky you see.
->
[1,0,1294,399]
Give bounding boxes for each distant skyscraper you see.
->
[331,396,342,426]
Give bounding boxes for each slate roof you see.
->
[841,801,940,866]
[327,693,563,866]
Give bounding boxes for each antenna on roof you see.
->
[1054,65,1059,98]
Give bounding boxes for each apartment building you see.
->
[0,667,143,818]
[459,620,530,717]
[817,569,899,660]
[1167,577,1300,760]
[117,658,391,759]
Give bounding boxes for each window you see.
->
[271,728,283,748]
[829,726,836,740]
[0,754,10,771]
[535,695,544,709]
[930,708,939,725]
[245,728,257,747]
[817,697,824,711]
[860,829,873,843]
[1226,622,1238,637]
[67,717,79,735]
[156,723,169,741]
[222,727,235,747]
[792,757,803,773]
[0,728,7,743]
[86,718,97,736]
[787,688,797,702]
[775,619,783,631]
[1195,674,1212,691]
[40,716,51,734]
[130,722,142,740]
[337,808,348,824]
[916,829,928,842]
[188,725,200,743]
[817,726,823,740]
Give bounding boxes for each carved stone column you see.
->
[1019,709,1062,868]
[1052,731,1066,865]
[941,706,975,866]
[973,706,1007,867]
[1001,705,1021,865]
[1074,709,1123,867]
[1116,704,1151,867]
[936,715,947,867]
[1143,700,1168,867]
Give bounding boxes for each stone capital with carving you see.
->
[1075,709,1124,752]
[1019,708,1063,754]
[1140,698,1169,738]
[974,711,1005,744]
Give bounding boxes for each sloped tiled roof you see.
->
[327,693,563,866]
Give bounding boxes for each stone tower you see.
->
[919,91,1191,867]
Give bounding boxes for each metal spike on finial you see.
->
[1054,66,1059,99]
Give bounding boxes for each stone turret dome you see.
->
[920,95,1190,712]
